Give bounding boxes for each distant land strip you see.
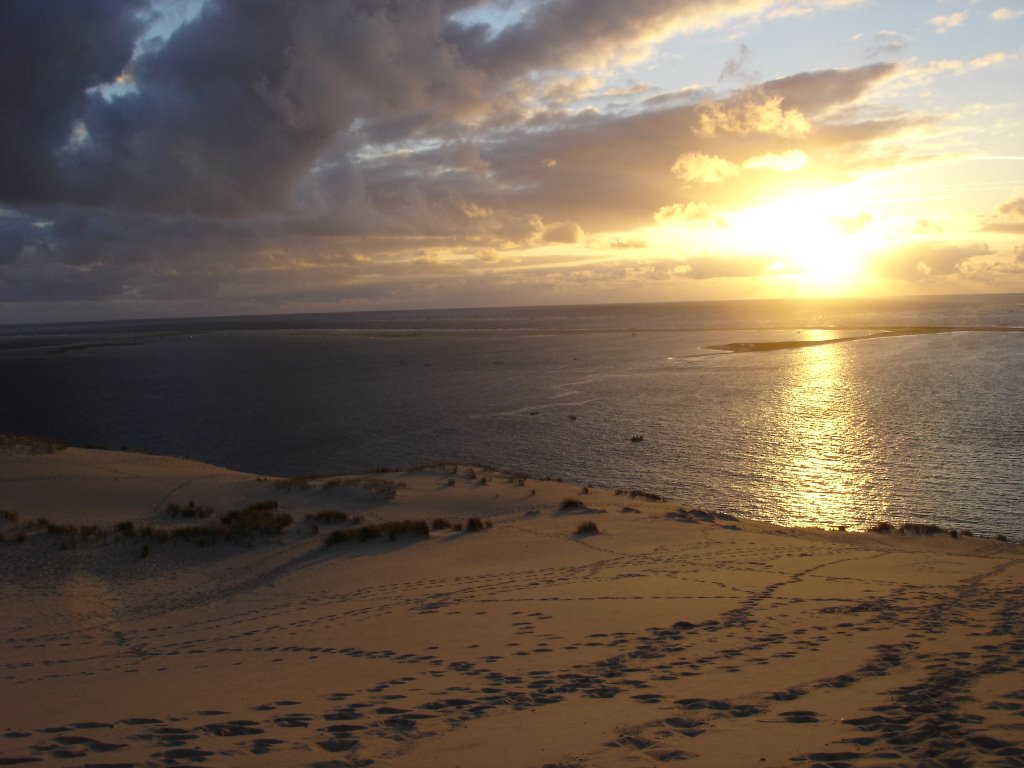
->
[706,326,1024,353]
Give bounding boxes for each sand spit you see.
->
[1,443,1022,767]
[705,326,1024,354]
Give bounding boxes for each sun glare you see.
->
[653,185,886,292]
[730,187,881,287]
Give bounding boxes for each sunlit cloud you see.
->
[929,12,969,33]
[654,201,727,226]
[672,148,808,186]
[695,94,811,137]
[991,7,1024,21]
[672,153,742,185]
[742,149,809,173]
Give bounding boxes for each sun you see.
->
[728,186,882,287]
[650,184,887,292]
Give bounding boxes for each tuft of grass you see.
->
[305,510,360,524]
[867,520,989,539]
[221,503,292,537]
[431,517,452,530]
[560,498,586,511]
[0,434,66,453]
[464,517,491,533]
[899,522,945,536]
[273,477,313,491]
[446,478,456,487]
[576,521,599,535]
[37,521,108,547]
[165,500,214,518]
[615,488,664,502]
[324,519,431,547]
[323,477,406,500]
[0,509,18,522]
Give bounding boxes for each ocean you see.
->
[2,294,1022,539]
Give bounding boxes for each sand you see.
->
[1,440,1022,767]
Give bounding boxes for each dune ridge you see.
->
[1,442,1021,767]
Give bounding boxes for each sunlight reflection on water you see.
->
[764,342,887,530]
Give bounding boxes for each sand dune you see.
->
[1,441,1021,767]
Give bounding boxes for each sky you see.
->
[1,0,1023,323]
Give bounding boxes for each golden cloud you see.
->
[695,95,811,138]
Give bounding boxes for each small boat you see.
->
[630,434,645,442]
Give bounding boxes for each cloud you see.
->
[868,242,991,281]
[718,43,756,83]
[677,254,779,280]
[983,196,1024,233]
[742,149,809,172]
[865,30,912,58]
[654,201,726,225]
[929,12,968,33]
[992,7,1024,21]
[0,0,147,205]
[672,153,741,185]
[540,220,586,244]
[900,51,1018,85]
[695,94,811,137]
[671,149,808,185]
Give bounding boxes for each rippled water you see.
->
[2,295,1022,538]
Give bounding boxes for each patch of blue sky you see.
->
[449,0,533,37]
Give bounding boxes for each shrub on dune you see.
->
[323,519,431,547]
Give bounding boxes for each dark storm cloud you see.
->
[0,0,768,216]
[0,0,147,204]
[35,1,497,216]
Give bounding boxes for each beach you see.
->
[1,439,1022,767]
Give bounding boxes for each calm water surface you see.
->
[2,295,1022,538]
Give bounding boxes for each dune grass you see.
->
[324,519,430,546]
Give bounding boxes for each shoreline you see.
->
[1,442,1022,766]
[2,435,1015,541]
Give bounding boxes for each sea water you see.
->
[2,294,1022,539]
